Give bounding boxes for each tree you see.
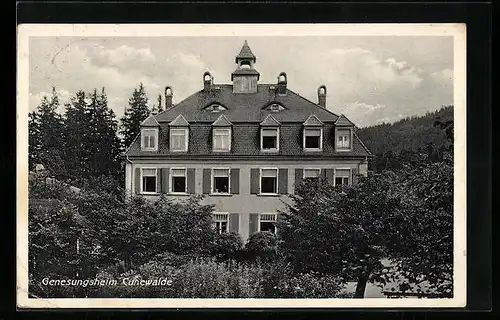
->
[278,174,403,298]
[120,83,150,148]
[29,87,66,176]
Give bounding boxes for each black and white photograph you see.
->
[17,24,466,308]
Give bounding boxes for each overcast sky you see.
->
[29,36,453,128]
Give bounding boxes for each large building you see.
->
[124,41,372,242]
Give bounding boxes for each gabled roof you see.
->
[235,40,256,62]
[212,114,233,127]
[260,114,280,127]
[155,84,340,123]
[140,115,159,127]
[335,114,355,126]
[303,114,324,126]
[168,114,189,126]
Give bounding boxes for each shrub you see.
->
[245,231,278,261]
[212,232,244,261]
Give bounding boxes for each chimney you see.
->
[203,71,213,91]
[277,72,287,95]
[318,85,327,108]
[165,86,173,109]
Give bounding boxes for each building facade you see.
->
[124,41,372,242]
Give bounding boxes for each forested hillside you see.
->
[356,105,453,171]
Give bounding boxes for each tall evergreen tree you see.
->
[28,111,41,170]
[30,87,65,176]
[64,90,90,178]
[120,83,150,148]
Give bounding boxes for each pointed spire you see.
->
[235,40,256,63]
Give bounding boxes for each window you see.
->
[141,129,158,151]
[260,168,278,194]
[261,128,279,151]
[170,128,188,152]
[170,168,187,193]
[304,168,321,179]
[335,169,351,186]
[213,128,231,152]
[336,129,351,150]
[212,168,230,194]
[204,104,227,113]
[259,213,277,234]
[213,213,229,234]
[304,128,322,151]
[265,103,285,112]
[141,168,157,193]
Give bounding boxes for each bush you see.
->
[244,231,278,261]
[212,232,243,260]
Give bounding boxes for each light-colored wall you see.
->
[126,158,368,242]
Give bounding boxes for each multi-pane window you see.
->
[259,213,277,234]
[336,129,351,150]
[261,128,279,151]
[213,213,229,234]
[141,168,157,193]
[304,128,322,150]
[304,168,321,179]
[260,168,278,194]
[170,128,188,152]
[213,128,231,152]
[335,169,351,186]
[212,168,230,194]
[141,129,158,151]
[170,168,187,193]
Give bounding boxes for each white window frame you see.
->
[258,212,278,234]
[140,167,157,194]
[336,128,353,151]
[303,127,323,151]
[334,168,352,187]
[169,128,189,152]
[211,167,231,195]
[212,128,232,152]
[259,167,279,195]
[212,212,229,234]
[141,128,159,151]
[260,127,280,152]
[303,168,322,179]
[169,167,188,194]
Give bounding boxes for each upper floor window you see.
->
[212,168,230,194]
[261,128,279,151]
[170,168,187,193]
[141,129,158,151]
[260,168,278,195]
[213,128,231,152]
[303,128,323,151]
[170,128,188,152]
[336,128,352,150]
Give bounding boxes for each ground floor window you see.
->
[141,168,157,193]
[335,168,351,186]
[259,213,277,234]
[213,213,228,234]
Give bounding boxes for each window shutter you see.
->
[352,168,359,185]
[229,213,239,233]
[294,169,303,193]
[249,213,259,235]
[202,168,211,194]
[278,168,288,194]
[250,169,259,194]
[161,168,169,193]
[230,168,240,194]
[156,169,161,193]
[135,168,141,195]
[324,169,334,184]
[187,168,196,193]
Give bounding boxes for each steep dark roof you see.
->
[155,84,340,123]
[126,122,371,158]
[235,40,256,62]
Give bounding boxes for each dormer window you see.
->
[261,128,279,151]
[336,128,352,150]
[304,128,323,151]
[168,114,190,152]
[264,103,285,112]
[141,128,158,151]
[203,103,228,113]
[213,128,231,152]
